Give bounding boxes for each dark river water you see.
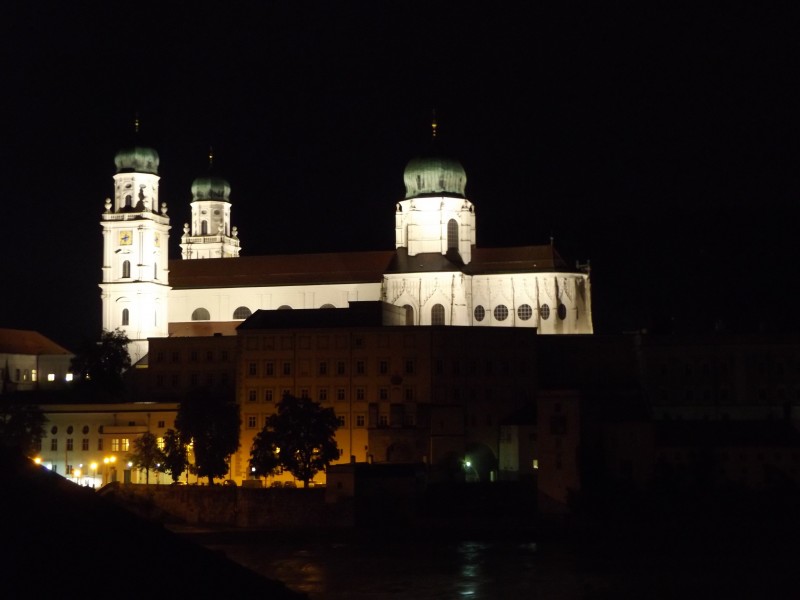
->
[171,524,796,600]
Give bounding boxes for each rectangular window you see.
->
[157,437,165,450]
[121,438,130,452]
[300,388,309,398]
[248,362,258,376]
[112,438,120,452]
[158,420,165,428]
[47,373,55,382]
[265,389,274,402]
[221,350,229,362]
[190,351,198,362]
[356,360,366,375]
[283,362,292,376]
[51,439,58,451]
[356,415,365,427]
[319,388,328,402]
[97,439,103,451]
[405,359,415,375]
[337,415,346,427]
[405,387,414,401]
[379,360,389,375]
[337,361,346,375]
[31,369,37,382]
[246,415,258,429]
[337,388,346,401]
[319,361,328,376]
[66,438,74,451]
[265,361,275,376]
[81,438,89,451]
[379,387,389,401]
[356,387,365,401]
[171,352,180,363]
[248,389,257,402]
[379,415,388,427]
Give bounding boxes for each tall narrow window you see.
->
[154,263,158,279]
[404,304,414,326]
[447,219,458,250]
[201,220,208,235]
[122,260,130,278]
[431,303,445,326]
[122,308,129,326]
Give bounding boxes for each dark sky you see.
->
[3,3,799,349]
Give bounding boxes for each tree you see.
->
[0,397,46,456]
[250,394,340,487]
[175,392,240,485]
[127,432,164,484]
[70,328,132,395]
[160,428,189,483]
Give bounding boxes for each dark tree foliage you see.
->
[175,392,240,485]
[127,432,164,484]
[250,394,340,487]
[70,329,132,396]
[0,398,46,456]
[160,428,189,483]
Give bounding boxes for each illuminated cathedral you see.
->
[100,122,593,364]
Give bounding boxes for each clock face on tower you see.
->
[119,230,132,245]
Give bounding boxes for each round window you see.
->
[82,425,89,434]
[51,426,58,435]
[557,303,567,320]
[494,305,509,321]
[540,304,551,320]
[67,426,74,435]
[517,304,533,320]
[474,305,486,322]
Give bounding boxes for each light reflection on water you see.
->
[195,533,592,600]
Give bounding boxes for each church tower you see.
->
[180,150,241,259]
[99,122,171,364]
[394,116,476,264]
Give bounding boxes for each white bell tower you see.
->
[99,123,171,365]
[180,149,241,259]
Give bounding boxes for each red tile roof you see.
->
[0,329,72,355]
[169,251,395,289]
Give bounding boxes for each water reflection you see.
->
[195,532,552,599]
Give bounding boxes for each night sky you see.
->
[3,3,799,350]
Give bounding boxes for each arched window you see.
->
[192,308,210,321]
[201,220,208,235]
[122,260,130,278]
[447,219,458,250]
[557,303,568,320]
[540,304,551,320]
[233,306,252,320]
[320,304,336,309]
[431,304,445,326]
[403,304,414,326]
[277,305,293,310]
[121,308,129,326]
[125,195,132,208]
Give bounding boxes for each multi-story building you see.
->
[0,328,74,394]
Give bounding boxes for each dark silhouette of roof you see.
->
[0,328,72,355]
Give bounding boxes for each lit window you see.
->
[112,439,120,452]
[517,304,533,320]
[494,305,509,321]
[31,369,37,382]
[474,305,485,322]
[46,373,55,382]
[157,437,165,450]
[121,439,130,452]
[65,373,73,382]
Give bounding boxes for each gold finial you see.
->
[431,110,438,140]
[208,146,214,170]
[134,113,140,135]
